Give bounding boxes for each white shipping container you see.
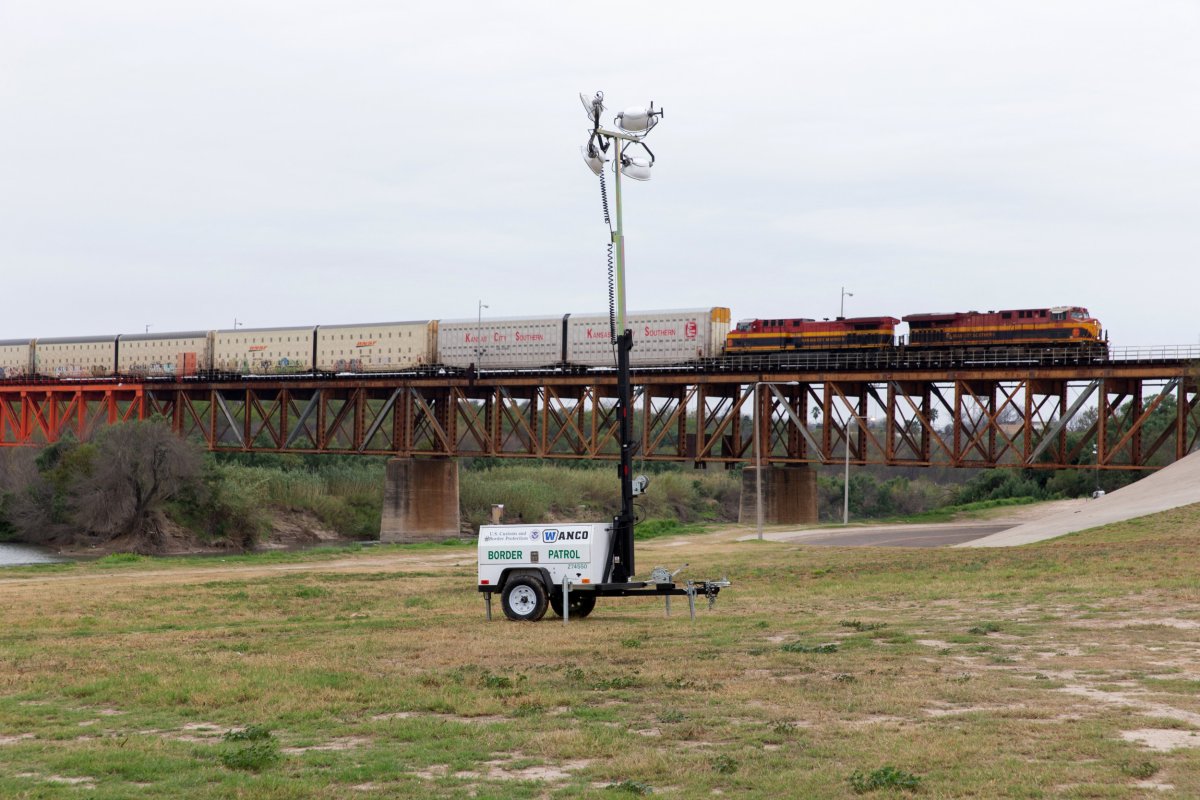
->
[316,321,437,372]
[566,307,731,367]
[437,316,564,369]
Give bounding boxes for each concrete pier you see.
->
[738,465,818,526]
[379,458,461,542]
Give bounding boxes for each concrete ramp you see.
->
[960,450,1200,548]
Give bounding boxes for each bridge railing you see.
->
[1107,345,1200,363]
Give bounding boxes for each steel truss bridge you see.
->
[0,346,1197,471]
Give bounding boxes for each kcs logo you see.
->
[685,321,698,340]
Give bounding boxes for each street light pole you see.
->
[476,300,489,365]
[840,287,853,318]
[843,413,851,524]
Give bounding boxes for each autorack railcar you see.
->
[118,331,212,378]
[315,321,438,373]
[212,326,316,375]
[33,335,118,379]
[0,340,33,380]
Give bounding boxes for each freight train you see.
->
[0,305,1102,380]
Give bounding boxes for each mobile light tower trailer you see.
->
[476,92,730,622]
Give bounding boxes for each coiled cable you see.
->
[598,167,616,345]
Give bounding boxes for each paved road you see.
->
[747,523,1013,548]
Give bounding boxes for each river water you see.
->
[0,542,65,566]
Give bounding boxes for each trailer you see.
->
[477,521,729,622]
[475,89,731,623]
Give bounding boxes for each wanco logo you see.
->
[542,529,590,543]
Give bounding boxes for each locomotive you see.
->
[0,304,1103,380]
[726,306,1103,355]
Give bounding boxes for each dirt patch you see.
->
[915,639,953,649]
[924,704,1022,717]
[1060,685,1200,726]
[16,773,95,787]
[450,757,592,781]
[1,734,35,745]
[1135,779,1175,792]
[1121,729,1200,751]
[371,711,507,725]
[282,736,369,754]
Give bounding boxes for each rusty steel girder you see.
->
[1,363,1197,471]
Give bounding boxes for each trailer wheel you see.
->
[501,577,548,622]
[549,591,597,619]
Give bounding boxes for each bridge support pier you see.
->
[380,457,461,543]
[738,465,818,527]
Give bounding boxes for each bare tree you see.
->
[71,419,202,546]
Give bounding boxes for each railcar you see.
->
[438,307,732,370]
[33,335,118,378]
[568,308,730,367]
[118,331,212,378]
[725,316,900,354]
[902,306,1103,348]
[315,321,438,373]
[0,340,33,380]
[438,315,565,370]
[212,326,316,375]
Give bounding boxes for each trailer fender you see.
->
[499,568,554,593]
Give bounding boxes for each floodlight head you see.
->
[631,474,650,496]
[581,142,611,176]
[620,154,652,181]
[579,91,605,123]
[615,102,663,133]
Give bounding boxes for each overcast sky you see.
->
[1,1,1197,347]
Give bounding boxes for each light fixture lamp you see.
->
[619,155,652,181]
[615,102,662,133]
[581,141,611,176]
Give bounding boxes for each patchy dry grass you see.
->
[2,505,1200,797]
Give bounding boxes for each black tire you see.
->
[549,591,597,619]
[501,576,548,622]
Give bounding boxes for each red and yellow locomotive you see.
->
[725,316,900,354]
[903,306,1103,348]
[724,306,1104,355]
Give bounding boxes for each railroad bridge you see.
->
[2,345,1196,540]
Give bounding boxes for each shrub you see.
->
[848,766,921,793]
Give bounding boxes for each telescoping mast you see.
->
[474,92,730,622]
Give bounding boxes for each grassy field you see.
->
[2,506,1199,798]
